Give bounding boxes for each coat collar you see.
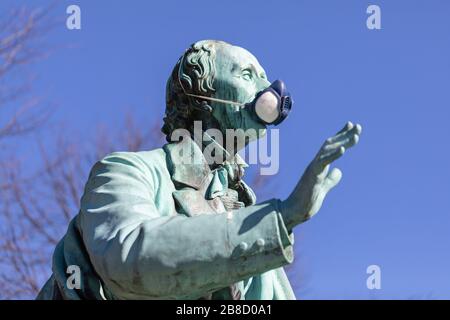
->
[163,132,247,190]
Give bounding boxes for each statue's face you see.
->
[210,43,271,144]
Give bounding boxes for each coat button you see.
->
[239,242,248,251]
[256,238,265,248]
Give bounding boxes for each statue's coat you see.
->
[37,135,295,300]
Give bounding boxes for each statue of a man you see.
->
[37,40,361,300]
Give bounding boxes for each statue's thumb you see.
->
[325,167,342,190]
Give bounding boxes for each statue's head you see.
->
[162,40,271,146]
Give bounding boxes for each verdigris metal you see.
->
[37,40,361,300]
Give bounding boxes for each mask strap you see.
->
[177,51,245,107]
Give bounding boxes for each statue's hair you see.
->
[162,40,228,141]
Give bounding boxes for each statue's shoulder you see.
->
[99,147,167,171]
[88,148,171,190]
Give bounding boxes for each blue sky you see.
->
[2,0,450,299]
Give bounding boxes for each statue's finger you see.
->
[332,122,362,144]
[319,146,345,166]
[326,121,354,144]
[354,123,362,135]
[337,121,353,135]
[325,133,359,152]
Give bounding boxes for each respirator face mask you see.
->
[177,55,293,126]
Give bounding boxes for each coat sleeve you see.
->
[78,152,294,300]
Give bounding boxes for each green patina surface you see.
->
[37,40,361,300]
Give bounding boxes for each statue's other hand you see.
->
[282,121,362,229]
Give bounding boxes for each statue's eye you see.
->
[242,69,253,81]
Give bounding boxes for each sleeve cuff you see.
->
[227,198,295,279]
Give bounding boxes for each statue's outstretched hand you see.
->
[281,122,362,230]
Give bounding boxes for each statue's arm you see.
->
[78,152,293,300]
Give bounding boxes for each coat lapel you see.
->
[164,133,226,216]
[163,132,256,217]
